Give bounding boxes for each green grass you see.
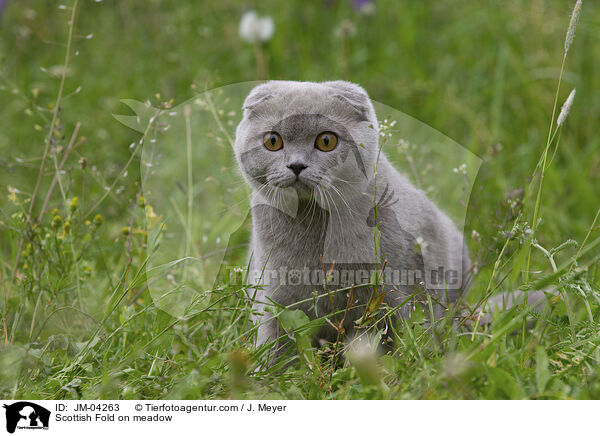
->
[1,0,600,399]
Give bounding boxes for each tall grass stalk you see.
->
[27,0,79,225]
[471,2,583,342]
[524,2,582,328]
[184,104,194,281]
[8,0,79,343]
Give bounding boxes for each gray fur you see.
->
[233,80,471,352]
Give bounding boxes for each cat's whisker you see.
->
[328,183,358,217]
[330,174,363,194]
[325,188,342,225]
[319,188,338,251]
[264,184,282,239]
[327,189,348,251]
[316,185,329,241]
[297,190,321,241]
[331,175,364,187]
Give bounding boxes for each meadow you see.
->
[1,0,599,399]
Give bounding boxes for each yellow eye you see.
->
[315,131,338,152]
[263,132,283,151]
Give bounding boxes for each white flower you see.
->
[359,3,376,15]
[453,163,467,175]
[415,236,428,251]
[239,11,274,43]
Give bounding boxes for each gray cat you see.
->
[233,80,471,359]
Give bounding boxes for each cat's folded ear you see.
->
[242,83,274,116]
[323,81,373,122]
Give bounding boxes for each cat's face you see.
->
[234,81,378,204]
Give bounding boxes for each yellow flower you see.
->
[7,186,18,204]
[69,197,79,213]
[145,205,163,229]
[93,214,104,226]
[51,215,63,230]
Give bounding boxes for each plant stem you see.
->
[38,122,82,223]
[7,0,79,335]
[254,42,266,79]
[27,0,79,228]
[525,54,567,285]
[184,105,194,281]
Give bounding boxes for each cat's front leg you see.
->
[251,301,296,368]
[252,306,280,347]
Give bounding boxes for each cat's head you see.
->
[234,81,378,204]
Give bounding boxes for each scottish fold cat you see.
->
[233,80,471,358]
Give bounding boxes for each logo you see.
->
[2,402,50,434]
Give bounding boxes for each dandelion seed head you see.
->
[347,335,379,361]
[239,11,274,43]
[334,19,357,39]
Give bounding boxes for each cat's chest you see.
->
[251,202,376,266]
[252,203,327,262]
